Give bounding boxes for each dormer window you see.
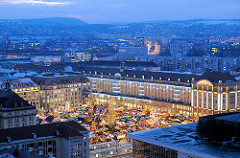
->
[6,137,11,143]
[32,133,37,139]
[55,130,60,136]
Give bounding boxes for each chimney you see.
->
[120,62,126,72]
[4,80,10,92]
[6,137,11,143]
[55,130,60,136]
[32,133,37,139]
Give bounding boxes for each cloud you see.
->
[0,0,73,6]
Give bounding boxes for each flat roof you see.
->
[127,123,240,158]
[215,112,240,123]
[32,72,80,78]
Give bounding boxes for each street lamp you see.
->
[114,135,121,155]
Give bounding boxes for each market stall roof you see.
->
[78,115,89,118]
[89,134,96,138]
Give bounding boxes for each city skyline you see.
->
[0,1,240,157]
[0,0,239,23]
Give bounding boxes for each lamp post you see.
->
[114,135,121,155]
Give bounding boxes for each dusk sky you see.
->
[0,0,240,23]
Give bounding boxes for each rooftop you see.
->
[84,67,237,84]
[197,112,240,142]
[32,72,82,78]
[31,72,89,86]
[83,66,198,83]
[0,121,88,145]
[127,123,240,158]
[0,78,38,89]
[0,147,46,158]
[0,90,34,110]
[199,72,236,83]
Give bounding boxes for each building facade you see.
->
[64,50,91,63]
[31,72,91,112]
[83,67,240,117]
[0,78,40,110]
[127,123,232,158]
[127,112,240,158]
[154,56,240,74]
[0,121,89,158]
[117,47,148,61]
[192,73,240,117]
[0,90,37,129]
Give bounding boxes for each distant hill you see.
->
[0,17,88,26]
[131,19,240,25]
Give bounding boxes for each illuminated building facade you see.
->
[154,56,240,74]
[0,90,36,129]
[146,41,160,55]
[0,121,89,158]
[31,72,91,112]
[0,78,40,110]
[192,72,240,117]
[64,50,91,62]
[83,67,240,117]
[84,67,195,116]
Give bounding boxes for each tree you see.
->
[107,98,116,129]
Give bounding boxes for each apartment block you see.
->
[0,90,36,129]
[83,66,240,117]
[0,78,40,110]
[31,72,91,112]
[0,121,89,158]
